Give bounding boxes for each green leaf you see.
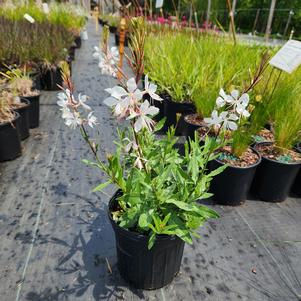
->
[138,212,151,228]
[166,199,198,212]
[92,180,112,192]
[154,117,166,131]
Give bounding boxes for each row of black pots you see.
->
[0,95,40,162]
[209,142,301,206]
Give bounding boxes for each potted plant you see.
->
[0,94,21,161]
[1,67,41,129]
[204,54,269,206]
[252,79,301,202]
[57,18,225,289]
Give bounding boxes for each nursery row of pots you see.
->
[147,92,301,205]
[0,32,82,163]
[0,94,40,162]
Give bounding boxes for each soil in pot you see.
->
[209,146,261,206]
[21,94,40,128]
[291,143,301,196]
[252,142,301,202]
[13,99,30,140]
[252,128,274,145]
[41,67,62,91]
[162,93,195,136]
[183,113,207,140]
[0,113,22,161]
[108,190,185,289]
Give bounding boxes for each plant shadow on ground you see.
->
[23,192,146,301]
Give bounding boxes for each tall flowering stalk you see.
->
[58,18,162,174]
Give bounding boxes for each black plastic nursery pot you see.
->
[74,36,82,49]
[163,96,195,136]
[0,113,22,162]
[108,190,185,289]
[109,25,117,33]
[31,73,42,91]
[41,67,63,91]
[252,142,301,202]
[182,113,205,141]
[209,149,261,206]
[68,46,76,61]
[291,143,301,196]
[21,94,40,128]
[14,99,30,141]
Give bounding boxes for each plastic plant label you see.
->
[42,3,50,14]
[155,0,164,8]
[24,13,35,24]
[269,40,301,74]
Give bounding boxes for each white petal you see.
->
[216,96,225,108]
[149,92,163,101]
[127,78,137,93]
[146,105,159,116]
[140,100,150,113]
[229,113,239,121]
[228,121,238,131]
[144,74,149,89]
[239,93,250,106]
[219,88,227,98]
[103,97,119,107]
[134,117,144,132]
[231,89,239,99]
[109,86,127,99]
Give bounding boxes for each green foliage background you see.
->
[152,0,301,38]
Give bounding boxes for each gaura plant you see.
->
[204,53,270,158]
[57,18,226,249]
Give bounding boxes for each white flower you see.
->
[236,103,250,117]
[87,112,97,128]
[222,113,239,131]
[24,13,35,23]
[144,75,162,101]
[103,78,144,119]
[78,94,91,111]
[132,100,159,132]
[204,110,223,127]
[94,46,119,77]
[65,112,82,129]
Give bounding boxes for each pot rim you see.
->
[107,190,180,242]
[20,93,41,99]
[215,147,262,170]
[0,111,20,127]
[255,141,301,166]
[183,113,206,127]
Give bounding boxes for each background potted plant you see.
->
[205,54,269,206]
[1,66,41,129]
[0,94,21,161]
[57,18,226,289]
[252,74,301,202]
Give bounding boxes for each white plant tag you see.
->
[155,0,164,8]
[269,40,301,73]
[24,13,35,24]
[42,3,50,14]
[81,30,88,41]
